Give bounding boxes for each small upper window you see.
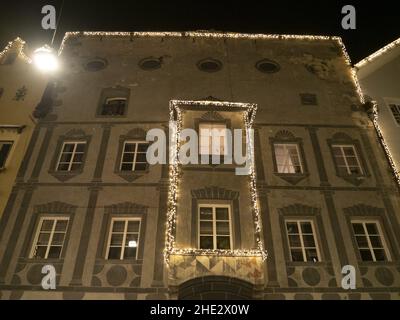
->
[139,57,161,70]
[389,104,400,125]
[300,93,318,106]
[199,123,227,156]
[332,144,363,176]
[351,221,390,262]
[0,141,13,169]
[85,58,107,72]
[56,142,86,172]
[274,143,303,174]
[197,58,223,73]
[101,97,127,116]
[255,59,280,74]
[30,217,69,259]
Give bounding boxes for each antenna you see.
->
[51,0,65,46]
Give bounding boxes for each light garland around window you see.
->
[0,37,32,64]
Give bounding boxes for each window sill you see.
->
[115,170,149,182]
[49,170,84,182]
[336,174,370,186]
[274,172,309,185]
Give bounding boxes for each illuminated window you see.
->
[199,205,232,250]
[30,217,69,259]
[120,141,149,172]
[274,143,303,174]
[286,220,320,262]
[0,141,13,169]
[56,142,86,172]
[332,144,363,175]
[199,123,227,156]
[351,221,390,262]
[106,218,141,260]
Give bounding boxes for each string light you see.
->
[355,37,400,69]
[0,37,32,64]
[164,100,267,265]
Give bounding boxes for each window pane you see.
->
[70,163,82,171]
[352,223,364,235]
[57,163,70,171]
[121,163,133,171]
[360,249,373,261]
[37,233,50,245]
[75,143,86,152]
[366,223,379,235]
[288,235,301,247]
[63,144,75,152]
[200,221,213,234]
[343,147,355,156]
[369,236,383,248]
[134,163,147,171]
[124,143,136,152]
[51,233,65,245]
[303,235,316,247]
[73,153,84,163]
[112,221,125,232]
[349,167,361,175]
[290,249,304,262]
[108,247,121,259]
[332,147,342,156]
[305,249,319,262]
[199,207,213,220]
[59,153,73,163]
[110,234,123,246]
[216,236,230,249]
[300,222,313,234]
[41,220,54,231]
[286,222,299,234]
[55,220,68,232]
[216,222,230,235]
[127,221,140,233]
[122,153,135,163]
[48,246,62,259]
[33,246,47,259]
[125,233,138,243]
[200,236,213,249]
[356,236,369,248]
[373,249,387,261]
[216,207,229,220]
[136,153,147,163]
[124,247,137,259]
[137,144,149,152]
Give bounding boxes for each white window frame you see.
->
[199,123,228,156]
[351,220,391,262]
[56,141,86,172]
[29,216,69,259]
[285,219,321,262]
[274,143,304,174]
[332,144,363,175]
[198,204,233,250]
[119,140,149,172]
[389,104,400,126]
[0,140,14,169]
[103,97,127,115]
[105,218,141,260]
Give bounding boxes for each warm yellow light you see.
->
[33,46,59,72]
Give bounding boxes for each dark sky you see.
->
[0,0,398,64]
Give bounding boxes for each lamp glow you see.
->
[33,46,59,72]
[128,240,137,248]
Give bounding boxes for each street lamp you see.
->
[33,45,59,72]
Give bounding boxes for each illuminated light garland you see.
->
[355,37,400,69]
[0,37,32,64]
[164,99,267,265]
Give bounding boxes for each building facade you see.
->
[0,32,399,300]
[355,37,400,178]
[0,38,48,219]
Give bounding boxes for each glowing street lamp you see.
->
[33,45,59,72]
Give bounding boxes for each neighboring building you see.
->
[0,32,400,300]
[355,37,400,178]
[0,38,48,219]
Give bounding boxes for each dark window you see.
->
[255,59,280,73]
[0,141,13,168]
[300,93,318,105]
[197,58,223,73]
[389,104,400,125]
[139,57,162,70]
[120,141,149,172]
[101,98,126,116]
[85,58,107,72]
[332,145,363,176]
[56,142,86,172]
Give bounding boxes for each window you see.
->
[274,144,303,174]
[101,97,127,116]
[351,221,390,262]
[389,104,400,125]
[300,93,318,105]
[332,145,363,175]
[106,218,141,260]
[199,205,232,250]
[286,220,320,262]
[199,123,227,156]
[120,141,149,172]
[30,217,69,259]
[56,142,86,172]
[0,141,13,169]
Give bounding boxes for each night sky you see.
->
[0,0,398,64]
